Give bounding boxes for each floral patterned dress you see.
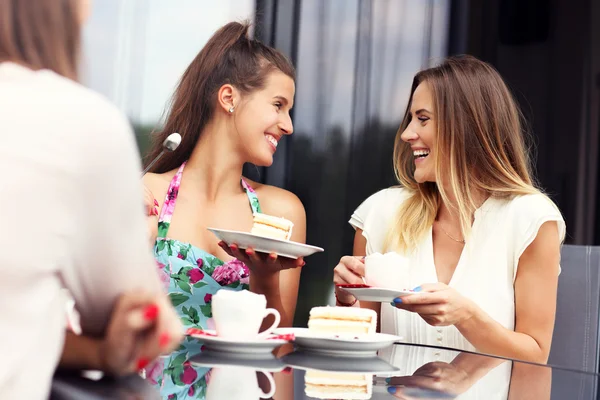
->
[145,162,261,399]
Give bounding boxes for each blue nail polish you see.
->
[385,378,391,384]
[388,386,397,394]
[393,297,403,304]
[413,286,422,292]
[389,301,396,307]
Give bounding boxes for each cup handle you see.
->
[257,370,276,398]
[256,308,281,339]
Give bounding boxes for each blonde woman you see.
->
[333,55,565,368]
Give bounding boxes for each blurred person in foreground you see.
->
[0,0,182,398]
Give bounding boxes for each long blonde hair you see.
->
[385,55,540,253]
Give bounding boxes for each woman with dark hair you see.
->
[0,1,182,398]
[142,22,305,398]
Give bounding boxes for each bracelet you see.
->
[335,291,358,307]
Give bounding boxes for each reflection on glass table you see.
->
[50,368,160,400]
[187,342,598,400]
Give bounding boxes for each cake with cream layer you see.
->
[304,370,373,399]
[308,306,377,335]
[250,212,294,240]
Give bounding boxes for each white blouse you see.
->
[0,63,162,399]
[350,187,565,399]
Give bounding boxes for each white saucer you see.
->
[187,330,289,357]
[207,228,323,259]
[188,351,286,372]
[274,328,401,357]
[282,351,400,374]
[337,285,421,303]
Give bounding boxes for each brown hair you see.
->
[0,0,80,80]
[385,55,541,253]
[145,21,296,173]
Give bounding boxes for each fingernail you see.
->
[153,207,159,215]
[299,261,306,267]
[413,286,422,292]
[390,301,396,306]
[388,386,397,394]
[136,358,149,370]
[246,248,254,256]
[385,378,391,384]
[143,304,159,320]
[393,297,403,304]
[269,253,277,260]
[282,367,293,375]
[230,244,238,251]
[159,332,170,348]
[154,199,159,207]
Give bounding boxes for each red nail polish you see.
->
[159,332,170,348]
[300,261,306,267]
[143,304,159,320]
[246,248,254,255]
[153,207,159,215]
[136,358,149,370]
[230,244,238,251]
[154,199,159,207]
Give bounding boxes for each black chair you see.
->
[548,245,600,399]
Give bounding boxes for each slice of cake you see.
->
[308,306,377,335]
[304,370,373,400]
[250,212,294,240]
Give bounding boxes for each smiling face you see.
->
[231,70,295,166]
[400,82,437,183]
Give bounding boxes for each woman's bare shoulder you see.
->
[142,171,177,201]
[243,179,305,220]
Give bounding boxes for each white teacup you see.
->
[206,366,275,400]
[212,289,281,340]
[364,252,410,289]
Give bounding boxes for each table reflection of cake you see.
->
[308,306,377,335]
[250,212,294,240]
[305,370,373,399]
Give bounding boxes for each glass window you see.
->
[289,0,450,318]
[81,0,255,154]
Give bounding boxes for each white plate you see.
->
[187,330,289,358]
[188,351,286,372]
[208,228,324,259]
[337,286,421,303]
[282,351,400,374]
[274,328,401,357]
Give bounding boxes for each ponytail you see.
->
[144,21,295,173]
